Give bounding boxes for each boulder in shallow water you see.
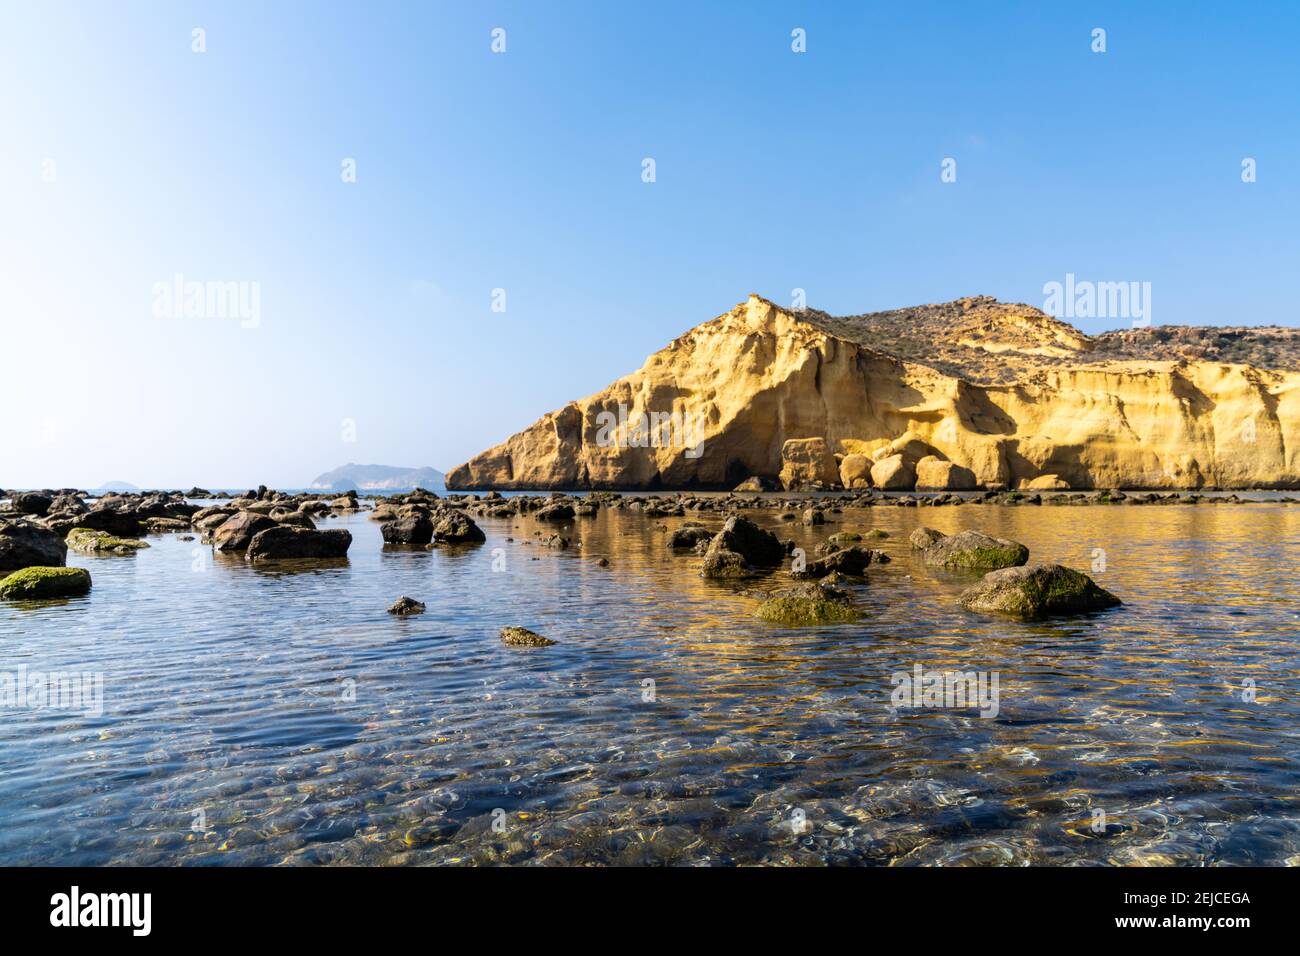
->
[666,526,714,551]
[700,547,751,578]
[388,596,426,615]
[0,518,67,574]
[909,527,947,550]
[143,517,192,534]
[958,563,1121,619]
[795,545,882,578]
[66,528,149,555]
[921,529,1028,571]
[212,511,278,552]
[700,515,785,578]
[431,509,486,543]
[711,516,784,565]
[500,626,556,647]
[11,492,53,517]
[756,580,860,625]
[382,513,434,545]
[0,566,91,600]
[535,502,575,521]
[246,526,352,562]
[47,494,88,516]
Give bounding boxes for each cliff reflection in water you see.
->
[0,500,1297,865]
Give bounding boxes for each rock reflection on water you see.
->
[1,501,1299,866]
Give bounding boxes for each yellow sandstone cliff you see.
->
[446,295,1300,491]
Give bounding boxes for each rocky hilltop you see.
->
[446,295,1300,491]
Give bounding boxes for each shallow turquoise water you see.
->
[1,501,1298,865]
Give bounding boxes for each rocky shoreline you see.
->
[0,480,1218,623]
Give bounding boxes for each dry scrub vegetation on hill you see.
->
[804,296,1300,385]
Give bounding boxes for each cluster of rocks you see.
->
[0,486,375,600]
[0,484,1121,624]
[419,488,1293,521]
[370,489,486,545]
[648,505,1120,625]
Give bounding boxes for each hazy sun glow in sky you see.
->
[2,1,1297,488]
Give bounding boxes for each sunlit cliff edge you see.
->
[446,295,1300,491]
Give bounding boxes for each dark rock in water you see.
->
[0,565,91,600]
[143,516,191,534]
[48,494,88,516]
[795,545,881,578]
[66,528,149,555]
[0,518,67,574]
[596,557,609,567]
[540,533,569,549]
[909,527,947,550]
[193,506,238,530]
[382,513,433,545]
[921,529,1028,571]
[500,626,556,647]
[959,563,1122,619]
[212,511,278,552]
[246,526,352,562]
[431,509,486,543]
[388,596,426,615]
[185,487,212,498]
[701,516,784,580]
[666,526,714,551]
[63,500,151,537]
[271,510,315,530]
[11,492,53,517]
[802,508,826,526]
[701,547,752,578]
[535,502,575,521]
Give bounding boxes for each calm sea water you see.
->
[2,501,1299,866]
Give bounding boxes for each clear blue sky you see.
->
[2,1,1297,489]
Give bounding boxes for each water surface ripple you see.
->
[2,502,1298,865]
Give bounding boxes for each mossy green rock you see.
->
[0,566,92,600]
[67,527,150,555]
[959,563,1121,620]
[922,530,1028,571]
[756,596,860,626]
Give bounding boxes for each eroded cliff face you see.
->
[446,296,1300,490]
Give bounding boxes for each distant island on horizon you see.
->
[309,463,446,493]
